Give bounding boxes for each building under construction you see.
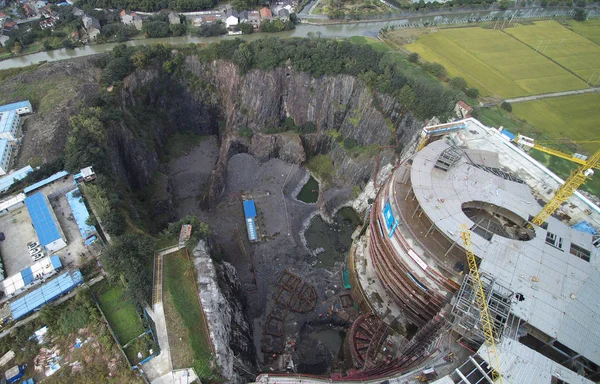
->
[255,118,600,384]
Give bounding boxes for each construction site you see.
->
[253,117,600,384]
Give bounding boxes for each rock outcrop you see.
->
[191,240,256,384]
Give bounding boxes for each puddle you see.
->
[304,207,361,268]
[297,176,319,203]
[309,329,345,356]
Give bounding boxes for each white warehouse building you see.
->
[0,111,20,141]
[0,139,13,176]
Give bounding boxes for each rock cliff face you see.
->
[191,240,256,384]
[182,58,424,207]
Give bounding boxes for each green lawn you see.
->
[94,281,146,345]
[405,26,588,97]
[163,249,217,382]
[505,21,600,86]
[349,36,392,52]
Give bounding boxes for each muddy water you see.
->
[304,207,361,268]
[297,176,319,204]
[309,329,345,355]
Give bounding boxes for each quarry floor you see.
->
[166,138,359,375]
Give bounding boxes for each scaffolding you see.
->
[451,273,513,347]
[435,146,463,172]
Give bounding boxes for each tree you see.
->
[424,62,447,79]
[101,56,134,84]
[11,42,22,55]
[573,8,588,21]
[498,0,511,9]
[238,22,254,34]
[407,52,420,63]
[169,23,187,36]
[142,20,170,38]
[62,39,75,49]
[398,84,415,115]
[501,101,512,112]
[465,87,480,98]
[449,76,467,91]
[42,40,53,51]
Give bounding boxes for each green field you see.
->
[405,27,588,97]
[349,36,392,52]
[95,281,145,345]
[567,19,600,45]
[163,249,217,382]
[505,21,600,86]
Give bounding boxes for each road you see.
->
[504,87,600,104]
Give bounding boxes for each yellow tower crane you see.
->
[531,150,600,226]
[459,224,503,383]
[514,134,600,170]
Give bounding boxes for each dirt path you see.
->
[504,87,600,104]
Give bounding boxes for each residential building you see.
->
[35,0,47,9]
[224,9,238,28]
[277,8,290,21]
[82,15,101,40]
[0,139,12,176]
[248,11,260,27]
[2,21,18,34]
[72,7,84,16]
[239,10,249,24]
[259,7,273,19]
[39,17,55,30]
[167,11,180,24]
[0,101,33,115]
[455,100,473,118]
[0,110,20,141]
[119,10,142,30]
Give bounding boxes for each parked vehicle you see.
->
[0,233,4,241]
[28,247,41,255]
[32,253,45,262]
[27,242,39,250]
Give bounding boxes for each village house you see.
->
[224,9,238,28]
[454,100,473,119]
[120,10,142,30]
[39,17,55,30]
[248,11,260,27]
[82,15,101,40]
[259,7,272,20]
[277,8,290,21]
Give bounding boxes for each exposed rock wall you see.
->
[191,240,256,384]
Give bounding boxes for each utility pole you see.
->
[535,40,542,52]
[557,37,564,49]
[543,39,551,52]
[587,71,597,85]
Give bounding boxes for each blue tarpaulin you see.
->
[10,270,83,321]
[572,221,597,235]
[66,189,97,240]
[25,193,62,247]
[500,129,516,141]
[24,171,68,195]
[243,200,257,218]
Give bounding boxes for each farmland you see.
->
[404,26,588,98]
[567,19,600,45]
[505,21,600,86]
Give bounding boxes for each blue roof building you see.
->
[23,170,68,195]
[9,269,83,321]
[0,110,19,141]
[25,193,67,252]
[0,101,33,115]
[0,139,12,175]
[0,165,33,192]
[243,200,258,242]
[66,189,97,241]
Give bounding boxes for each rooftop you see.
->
[0,101,31,113]
[65,189,96,240]
[24,193,62,247]
[23,170,68,195]
[0,110,17,133]
[410,125,600,366]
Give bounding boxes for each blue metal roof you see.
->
[0,101,32,113]
[66,189,96,240]
[501,129,516,141]
[21,267,34,285]
[243,200,256,218]
[50,255,62,269]
[0,165,33,192]
[10,269,83,320]
[23,170,68,194]
[25,193,62,247]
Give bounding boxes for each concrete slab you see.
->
[0,207,38,276]
[150,368,198,384]
[48,194,93,267]
[143,303,172,382]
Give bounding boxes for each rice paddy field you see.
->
[511,93,600,153]
[505,21,600,86]
[567,19,600,45]
[404,25,589,98]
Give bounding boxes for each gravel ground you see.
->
[169,150,358,373]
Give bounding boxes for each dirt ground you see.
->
[168,147,360,374]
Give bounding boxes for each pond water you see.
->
[297,176,319,204]
[304,207,361,268]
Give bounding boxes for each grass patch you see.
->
[0,63,44,83]
[163,249,217,382]
[349,36,391,52]
[164,132,207,161]
[306,154,334,184]
[123,332,156,366]
[478,107,527,133]
[94,280,145,345]
[404,26,588,98]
